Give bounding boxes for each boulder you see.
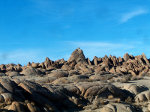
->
[27,103,39,112]
[0,64,6,72]
[68,75,89,82]
[68,70,80,76]
[1,93,13,103]
[75,63,92,74]
[20,67,43,76]
[89,75,102,81]
[100,103,137,112]
[52,77,69,85]
[135,90,150,102]
[123,84,148,95]
[61,64,72,71]
[8,101,26,112]
[14,64,22,72]
[31,62,39,68]
[49,69,69,78]
[0,73,6,76]
[0,78,16,93]
[5,71,21,77]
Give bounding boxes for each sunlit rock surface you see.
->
[1,48,150,111]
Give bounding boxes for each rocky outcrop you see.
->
[0,48,150,111]
[100,103,137,112]
[68,48,87,64]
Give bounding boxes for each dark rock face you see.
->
[0,48,150,111]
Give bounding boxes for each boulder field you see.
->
[1,48,150,111]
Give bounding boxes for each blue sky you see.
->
[0,0,150,65]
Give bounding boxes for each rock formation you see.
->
[0,48,150,111]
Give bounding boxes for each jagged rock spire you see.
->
[123,53,130,61]
[44,57,53,69]
[68,48,87,64]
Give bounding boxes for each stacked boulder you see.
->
[0,48,150,111]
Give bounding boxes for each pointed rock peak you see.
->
[44,57,53,66]
[142,53,146,57]
[77,47,81,50]
[27,62,31,66]
[123,53,130,61]
[68,48,87,63]
[93,56,98,59]
[104,55,108,58]
[109,55,112,58]
[141,53,150,65]
[45,57,50,61]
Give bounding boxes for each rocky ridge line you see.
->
[0,48,150,112]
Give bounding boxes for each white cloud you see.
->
[120,8,148,23]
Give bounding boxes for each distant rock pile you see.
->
[0,48,150,111]
[1,48,150,77]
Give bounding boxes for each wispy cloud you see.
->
[68,41,134,49]
[66,41,137,59]
[120,8,148,23]
[0,48,72,65]
[0,49,44,65]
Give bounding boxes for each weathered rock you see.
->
[6,65,15,71]
[1,93,13,102]
[20,67,43,76]
[68,75,89,82]
[93,56,98,66]
[31,62,39,68]
[39,62,45,69]
[8,101,25,112]
[0,94,5,102]
[87,58,92,65]
[52,77,69,85]
[61,64,72,71]
[95,65,105,74]
[100,103,137,112]
[49,69,69,78]
[0,73,6,76]
[142,53,150,66]
[123,84,148,95]
[68,48,87,64]
[84,84,128,101]
[14,64,22,72]
[89,75,102,81]
[75,63,92,74]
[116,66,127,74]
[0,48,150,111]
[44,57,53,69]
[68,70,80,76]
[35,76,57,83]
[123,53,130,62]
[5,71,21,77]
[135,90,150,102]
[27,103,39,112]
[148,103,150,111]
[0,78,16,93]
[0,64,6,72]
